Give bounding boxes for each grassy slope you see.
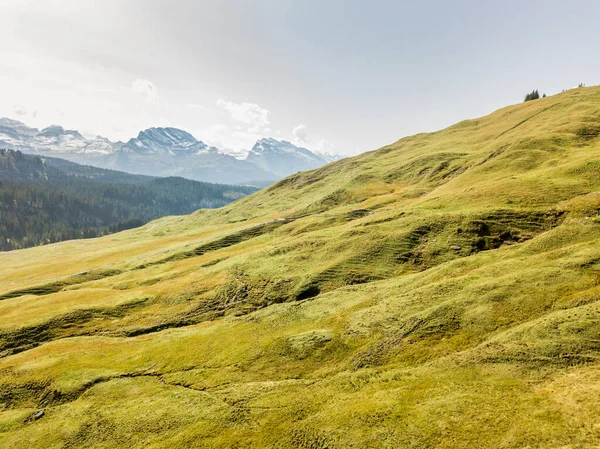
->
[2,87,600,447]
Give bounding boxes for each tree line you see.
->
[525,83,589,102]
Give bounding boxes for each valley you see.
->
[0,150,258,251]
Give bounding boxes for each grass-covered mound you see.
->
[1,87,600,447]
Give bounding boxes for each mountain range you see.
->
[0,118,336,185]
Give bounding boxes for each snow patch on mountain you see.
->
[78,136,123,155]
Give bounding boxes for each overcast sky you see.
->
[1,0,599,155]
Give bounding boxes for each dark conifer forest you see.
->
[0,149,258,251]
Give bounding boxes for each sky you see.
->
[0,0,599,156]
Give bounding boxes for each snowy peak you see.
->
[246,138,327,177]
[0,117,119,155]
[122,127,217,156]
[36,125,87,152]
[0,117,35,130]
[251,138,325,160]
[137,127,198,148]
[78,136,122,155]
[252,137,282,150]
[39,125,85,140]
[0,118,39,145]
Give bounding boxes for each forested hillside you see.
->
[0,150,257,250]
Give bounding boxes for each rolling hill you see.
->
[1,87,600,447]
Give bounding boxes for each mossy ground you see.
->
[2,87,600,447]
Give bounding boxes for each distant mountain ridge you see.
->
[0,118,121,155]
[246,138,327,177]
[109,127,276,184]
[0,118,339,184]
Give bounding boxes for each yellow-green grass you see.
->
[2,87,600,447]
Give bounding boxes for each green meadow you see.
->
[2,87,600,447]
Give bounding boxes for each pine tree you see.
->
[524,90,540,102]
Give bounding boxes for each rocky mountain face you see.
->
[120,128,206,156]
[0,119,337,185]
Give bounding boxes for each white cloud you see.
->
[292,123,337,155]
[132,78,159,104]
[293,123,309,145]
[200,122,271,154]
[204,99,275,152]
[216,99,270,131]
[314,138,337,155]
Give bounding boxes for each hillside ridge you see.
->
[1,87,600,448]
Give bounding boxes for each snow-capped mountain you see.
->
[79,136,123,155]
[110,127,276,184]
[0,118,120,156]
[35,125,87,152]
[0,118,334,185]
[246,138,328,177]
[0,118,39,143]
[121,127,210,156]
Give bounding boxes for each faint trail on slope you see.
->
[495,104,559,140]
